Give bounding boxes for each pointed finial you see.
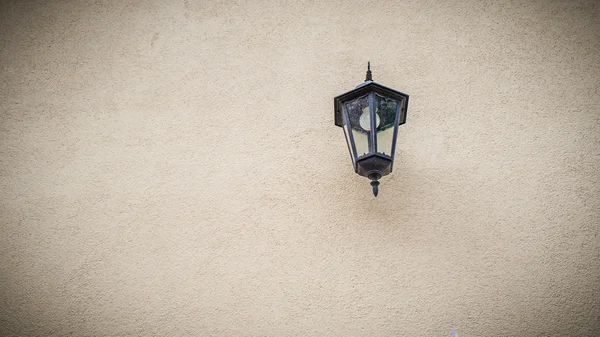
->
[368,172,381,197]
[365,61,372,82]
[371,180,379,197]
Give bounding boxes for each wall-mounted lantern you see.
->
[334,63,409,196]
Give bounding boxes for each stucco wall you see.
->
[1,0,599,335]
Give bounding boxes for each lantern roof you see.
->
[334,80,409,127]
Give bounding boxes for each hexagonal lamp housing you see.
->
[334,67,409,196]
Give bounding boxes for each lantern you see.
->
[334,63,409,196]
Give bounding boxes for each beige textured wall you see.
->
[1,0,599,335]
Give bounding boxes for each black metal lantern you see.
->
[334,63,409,196]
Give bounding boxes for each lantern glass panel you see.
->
[342,121,355,167]
[375,93,399,157]
[344,94,371,157]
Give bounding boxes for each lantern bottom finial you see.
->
[368,172,382,197]
[371,181,379,197]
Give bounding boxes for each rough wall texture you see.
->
[1,0,599,335]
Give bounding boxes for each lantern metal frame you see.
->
[334,63,409,196]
